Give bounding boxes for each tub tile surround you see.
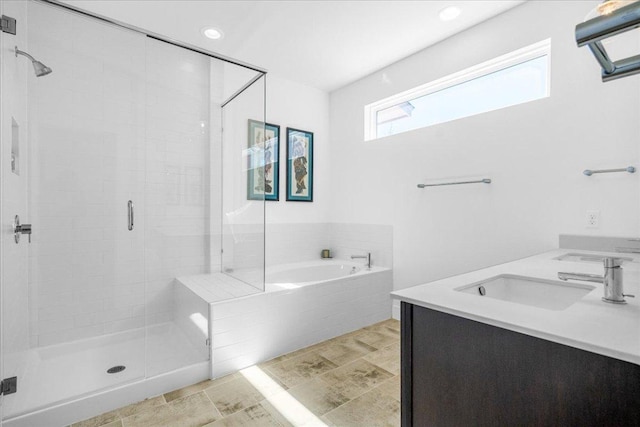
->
[209,267,393,378]
[72,319,401,427]
[266,223,393,269]
[173,222,394,379]
[220,221,393,282]
[172,283,210,369]
[220,222,265,287]
[328,223,393,269]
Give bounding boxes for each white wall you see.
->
[265,75,331,223]
[329,1,640,292]
[261,75,332,269]
[219,74,330,229]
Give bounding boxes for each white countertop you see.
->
[391,249,640,365]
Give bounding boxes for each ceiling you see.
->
[62,0,525,92]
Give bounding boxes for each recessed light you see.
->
[202,27,224,40]
[439,6,461,22]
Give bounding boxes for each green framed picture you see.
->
[286,127,313,202]
[247,119,280,201]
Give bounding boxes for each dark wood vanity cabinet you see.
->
[401,302,640,427]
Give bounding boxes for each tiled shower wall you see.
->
[26,3,212,347]
[27,7,146,347]
[144,40,212,338]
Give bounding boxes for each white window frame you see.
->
[364,38,551,141]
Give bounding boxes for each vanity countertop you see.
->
[391,249,640,365]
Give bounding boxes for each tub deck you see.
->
[178,260,390,304]
[177,273,262,303]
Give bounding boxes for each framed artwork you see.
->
[286,127,313,202]
[247,119,280,201]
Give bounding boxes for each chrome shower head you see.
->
[15,46,52,77]
[32,60,52,77]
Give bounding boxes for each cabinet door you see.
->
[402,303,640,426]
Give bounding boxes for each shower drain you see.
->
[107,365,126,374]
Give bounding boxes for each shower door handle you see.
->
[13,215,32,243]
[127,200,134,231]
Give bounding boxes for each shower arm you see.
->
[15,47,37,62]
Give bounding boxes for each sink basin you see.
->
[455,274,596,311]
[555,253,635,264]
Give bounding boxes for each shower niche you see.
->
[0,1,266,425]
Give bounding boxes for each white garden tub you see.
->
[266,260,365,290]
[177,260,393,377]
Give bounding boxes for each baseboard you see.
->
[392,299,400,320]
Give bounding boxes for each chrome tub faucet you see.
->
[351,252,371,270]
[558,257,635,304]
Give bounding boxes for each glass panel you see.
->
[0,1,3,422]
[2,1,147,417]
[0,0,4,416]
[376,55,549,138]
[143,38,215,376]
[221,73,266,294]
[142,40,266,376]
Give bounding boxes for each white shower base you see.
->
[3,322,207,425]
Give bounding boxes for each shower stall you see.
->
[0,1,266,425]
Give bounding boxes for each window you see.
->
[364,39,551,141]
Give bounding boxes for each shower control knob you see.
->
[13,215,32,243]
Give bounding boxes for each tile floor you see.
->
[71,319,401,427]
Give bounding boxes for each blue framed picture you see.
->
[286,127,313,202]
[247,119,279,201]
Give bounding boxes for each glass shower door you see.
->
[2,1,148,418]
[1,0,34,419]
[0,1,27,423]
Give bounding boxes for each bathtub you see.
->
[177,260,393,377]
[266,260,365,290]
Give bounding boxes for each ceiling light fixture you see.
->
[202,27,224,40]
[439,6,462,22]
[596,0,635,15]
[584,0,636,21]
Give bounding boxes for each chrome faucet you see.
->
[351,252,371,270]
[558,257,635,304]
